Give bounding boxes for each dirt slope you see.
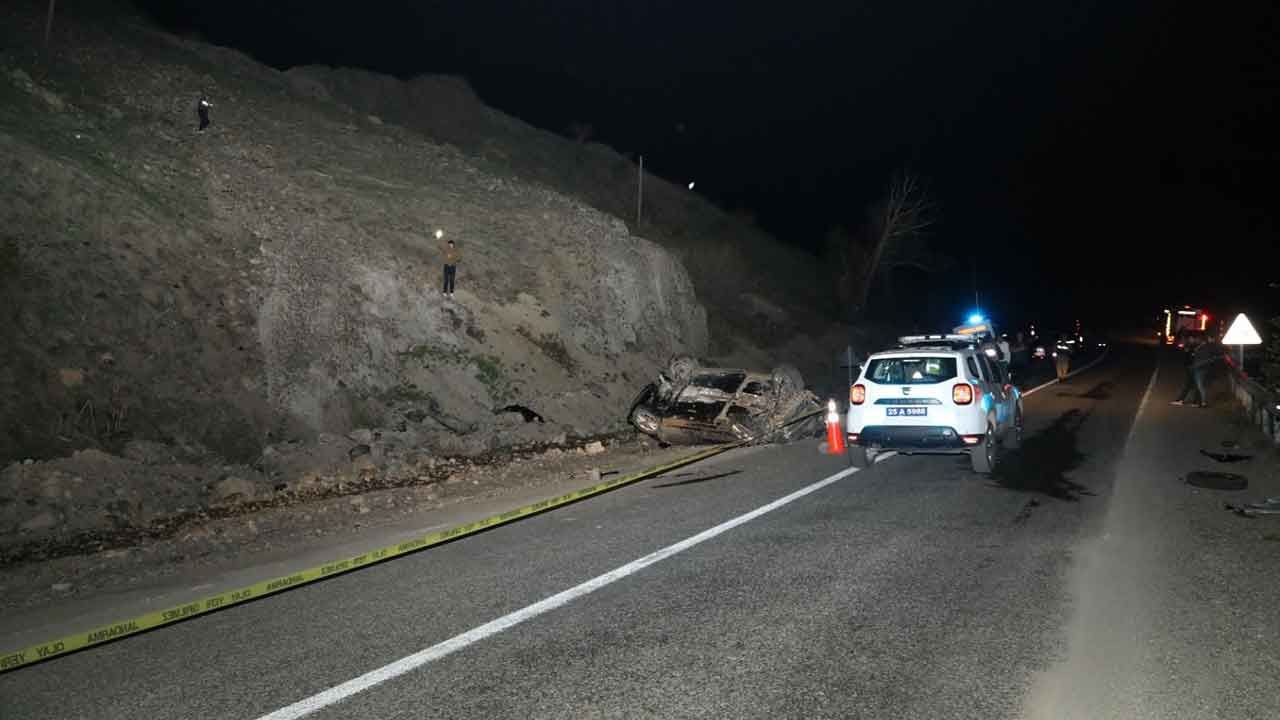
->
[0,0,869,557]
[0,0,708,467]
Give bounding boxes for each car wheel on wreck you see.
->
[628,383,662,435]
[770,364,805,396]
[764,364,824,442]
[665,355,700,385]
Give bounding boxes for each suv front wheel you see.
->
[970,424,998,475]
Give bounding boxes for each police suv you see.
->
[845,334,1023,474]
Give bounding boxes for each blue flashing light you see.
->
[967,313,985,325]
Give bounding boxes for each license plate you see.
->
[886,407,927,417]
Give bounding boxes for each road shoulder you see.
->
[1027,351,1280,719]
[0,437,711,656]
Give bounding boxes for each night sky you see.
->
[137,0,1280,329]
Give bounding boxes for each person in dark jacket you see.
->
[1170,335,1201,406]
[1172,336,1219,407]
[197,95,212,132]
[1190,339,1220,406]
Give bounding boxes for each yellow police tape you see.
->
[0,443,735,674]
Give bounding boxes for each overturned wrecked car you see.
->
[627,357,824,445]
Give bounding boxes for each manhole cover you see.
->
[1186,471,1249,491]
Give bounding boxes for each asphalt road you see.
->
[3,343,1237,719]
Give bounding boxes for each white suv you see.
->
[845,335,1023,474]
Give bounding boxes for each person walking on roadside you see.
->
[1054,336,1073,382]
[197,94,212,132]
[441,238,459,297]
[1173,335,1221,407]
[1170,335,1201,406]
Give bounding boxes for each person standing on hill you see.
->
[197,95,212,132]
[442,237,459,298]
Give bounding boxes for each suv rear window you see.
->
[864,357,957,385]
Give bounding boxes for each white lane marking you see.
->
[1124,361,1160,448]
[1022,377,1060,397]
[1022,349,1111,397]
[255,464,867,720]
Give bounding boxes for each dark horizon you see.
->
[134,0,1280,327]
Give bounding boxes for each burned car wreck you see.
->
[627,357,824,445]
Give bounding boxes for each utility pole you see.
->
[636,155,644,229]
[44,0,56,46]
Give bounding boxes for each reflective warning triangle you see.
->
[1222,313,1263,345]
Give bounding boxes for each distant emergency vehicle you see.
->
[1160,306,1210,345]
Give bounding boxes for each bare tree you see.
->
[848,170,939,314]
[45,0,56,46]
[822,225,855,308]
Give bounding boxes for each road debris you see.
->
[1185,471,1248,491]
[1199,449,1252,463]
[1224,497,1280,517]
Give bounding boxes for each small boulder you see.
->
[39,474,65,499]
[123,440,176,465]
[352,456,377,477]
[584,441,606,456]
[210,476,256,506]
[20,511,59,533]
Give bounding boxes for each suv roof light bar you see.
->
[897,334,979,346]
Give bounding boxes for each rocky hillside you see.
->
[282,66,835,347]
[0,0,711,468]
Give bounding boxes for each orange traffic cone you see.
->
[825,399,846,455]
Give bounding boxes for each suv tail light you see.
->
[850,384,866,405]
[952,383,974,405]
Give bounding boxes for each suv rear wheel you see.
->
[970,424,998,475]
[848,443,873,468]
[1004,407,1024,451]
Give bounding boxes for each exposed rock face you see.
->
[0,0,706,466]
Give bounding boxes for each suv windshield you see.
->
[865,356,957,385]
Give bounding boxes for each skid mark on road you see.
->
[653,470,744,488]
[992,409,1094,501]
